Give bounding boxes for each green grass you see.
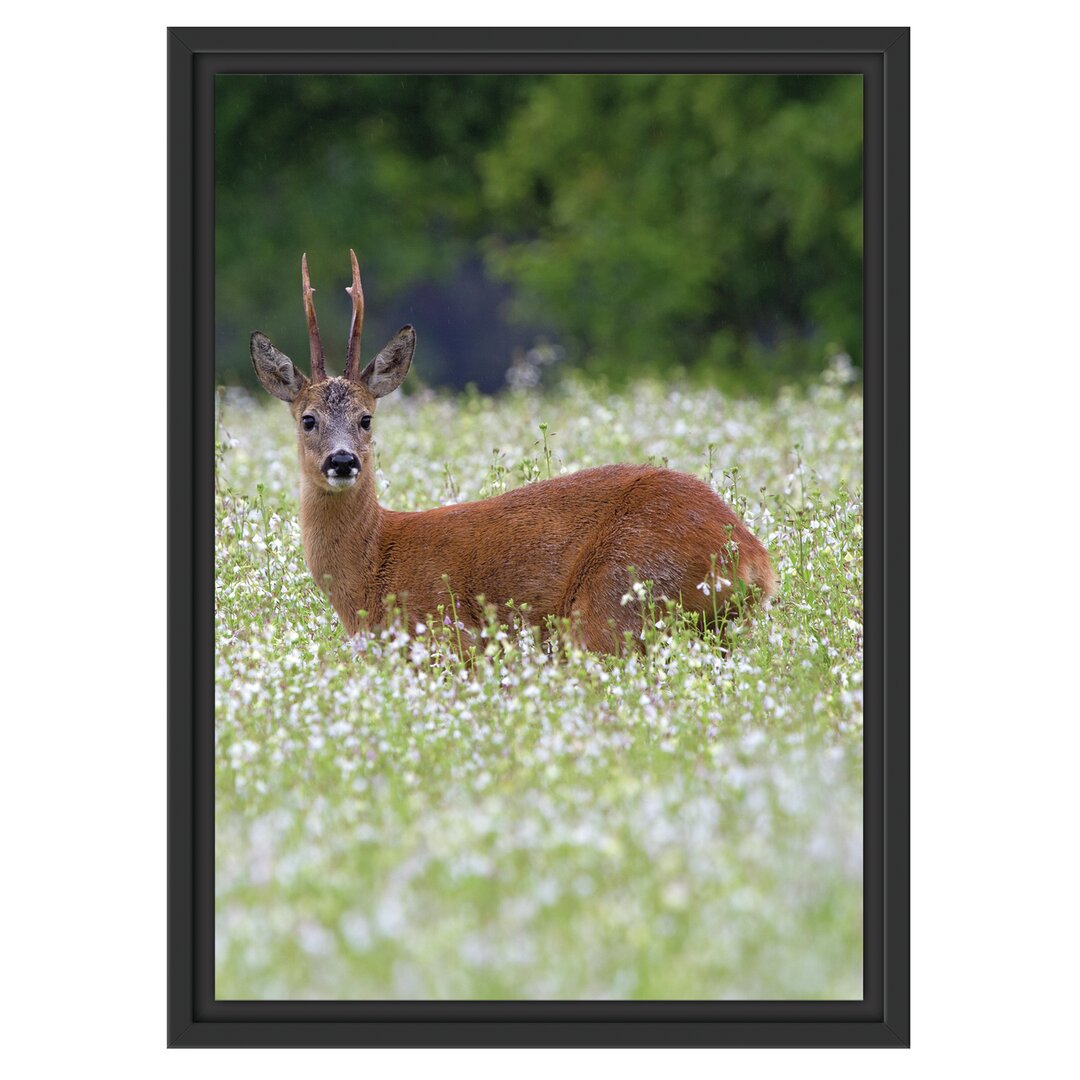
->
[214,362,864,999]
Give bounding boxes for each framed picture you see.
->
[169,26,909,1047]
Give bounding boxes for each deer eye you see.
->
[359,415,372,431]
[301,415,317,432]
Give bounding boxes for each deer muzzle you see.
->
[323,451,361,488]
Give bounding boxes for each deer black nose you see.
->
[324,451,360,478]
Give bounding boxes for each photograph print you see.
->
[212,69,866,1003]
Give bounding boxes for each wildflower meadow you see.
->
[214,362,864,1000]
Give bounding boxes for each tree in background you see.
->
[481,74,862,386]
[215,74,861,391]
[215,75,542,389]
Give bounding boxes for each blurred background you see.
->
[216,74,862,394]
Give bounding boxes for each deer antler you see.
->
[301,253,327,383]
[343,248,365,382]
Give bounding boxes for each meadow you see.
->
[214,360,864,1000]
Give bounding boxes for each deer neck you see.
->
[298,464,383,634]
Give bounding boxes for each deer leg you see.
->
[568,562,643,656]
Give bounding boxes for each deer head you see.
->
[250,250,416,493]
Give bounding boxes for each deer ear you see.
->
[360,326,415,399]
[250,332,309,402]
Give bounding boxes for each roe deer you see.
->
[250,251,777,654]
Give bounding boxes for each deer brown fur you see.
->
[251,251,777,654]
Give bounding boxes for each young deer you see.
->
[250,251,777,654]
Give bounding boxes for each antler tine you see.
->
[343,248,365,382]
[301,253,327,383]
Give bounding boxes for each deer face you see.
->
[251,326,416,494]
[292,377,376,491]
[249,250,415,494]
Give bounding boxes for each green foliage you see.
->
[215,75,540,386]
[481,74,862,381]
[216,75,861,391]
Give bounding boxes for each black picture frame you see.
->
[168,26,909,1048]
